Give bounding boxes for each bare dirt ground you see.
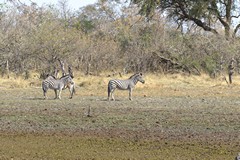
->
[0,74,239,159]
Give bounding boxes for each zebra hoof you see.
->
[69,97,72,99]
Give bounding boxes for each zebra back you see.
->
[108,73,145,101]
[43,74,73,89]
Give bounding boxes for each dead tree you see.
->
[86,55,92,75]
[5,60,9,78]
[220,56,224,72]
[228,58,235,84]
[58,59,66,77]
[211,56,228,83]
[86,63,91,75]
[68,65,74,78]
[77,55,84,70]
[236,57,240,74]
[53,66,59,78]
[213,56,224,77]
[148,52,200,75]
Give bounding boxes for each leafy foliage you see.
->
[132,0,240,37]
[0,0,240,77]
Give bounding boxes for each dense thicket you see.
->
[1,0,240,78]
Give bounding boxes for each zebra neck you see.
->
[61,77,68,85]
[132,77,138,85]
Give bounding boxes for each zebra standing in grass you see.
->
[42,74,75,99]
[108,73,145,101]
[236,153,240,160]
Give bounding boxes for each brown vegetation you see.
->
[1,0,240,79]
[0,74,239,159]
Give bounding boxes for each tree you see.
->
[131,0,240,38]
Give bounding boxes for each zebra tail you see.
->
[107,82,111,97]
[42,82,46,92]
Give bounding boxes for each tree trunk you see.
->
[228,58,235,84]
[58,59,66,77]
[53,66,59,78]
[5,60,9,78]
[68,65,74,78]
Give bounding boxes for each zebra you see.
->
[236,153,240,160]
[108,73,145,101]
[42,74,75,99]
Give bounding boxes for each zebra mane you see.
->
[60,74,72,79]
[45,74,73,80]
[128,73,142,79]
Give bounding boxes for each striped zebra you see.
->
[108,73,145,101]
[42,74,75,99]
[236,153,240,160]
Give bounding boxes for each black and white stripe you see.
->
[108,73,145,101]
[42,74,75,99]
[236,153,240,160]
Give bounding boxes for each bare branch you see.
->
[178,2,218,34]
[233,23,240,38]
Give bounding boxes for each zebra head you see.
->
[131,73,145,84]
[138,73,145,84]
[61,74,74,87]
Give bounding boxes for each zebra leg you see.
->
[108,88,111,101]
[111,89,115,101]
[69,90,73,99]
[108,85,115,101]
[54,89,58,99]
[108,81,116,101]
[108,86,111,101]
[42,85,48,99]
[69,85,74,99]
[58,89,62,99]
[43,90,47,99]
[129,88,133,101]
[108,88,115,101]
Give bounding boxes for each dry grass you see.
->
[0,73,239,159]
[1,71,237,91]
[0,134,237,160]
[1,72,240,101]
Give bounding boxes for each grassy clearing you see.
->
[0,73,239,159]
[0,134,237,160]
